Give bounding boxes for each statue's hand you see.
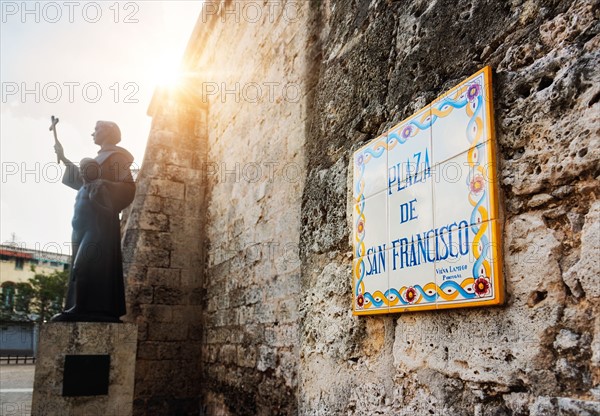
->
[54,142,66,163]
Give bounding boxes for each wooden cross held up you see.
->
[49,115,60,163]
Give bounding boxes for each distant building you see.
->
[0,321,37,356]
[1,244,70,315]
[0,245,68,354]
[0,244,70,285]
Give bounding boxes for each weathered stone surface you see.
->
[529,396,600,415]
[563,200,600,298]
[178,1,310,414]
[32,323,137,416]
[299,0,600,414]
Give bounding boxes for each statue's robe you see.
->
[59,145,135,322]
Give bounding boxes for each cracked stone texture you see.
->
[179,2,310,415]
[299,0,599,415]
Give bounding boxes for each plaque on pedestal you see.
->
[32,322,137,416]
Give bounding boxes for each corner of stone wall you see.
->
[121,82,209,415]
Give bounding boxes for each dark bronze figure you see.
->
[51,120,135,323]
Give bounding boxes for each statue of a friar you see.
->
[51,120,135,323]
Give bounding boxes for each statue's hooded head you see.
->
[92,121,121,146]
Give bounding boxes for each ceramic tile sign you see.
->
[352,66,504,315]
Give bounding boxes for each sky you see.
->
[0,1,204,255]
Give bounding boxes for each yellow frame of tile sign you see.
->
[352,66,504,315]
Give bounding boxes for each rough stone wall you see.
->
[299,0,599,415]
[181,1,309,414]
[122,86,208,415]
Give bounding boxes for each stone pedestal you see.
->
[32,322,137,416]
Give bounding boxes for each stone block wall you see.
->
[181,1,309,414]
[300,0,599,414]
[121,86,208,415]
